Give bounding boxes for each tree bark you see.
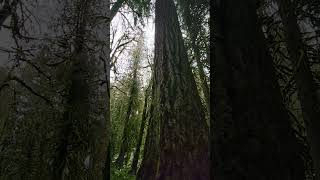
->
[52,7,90,178]
[212,0,305,179]
[92,0,111,178]
[144,0,210,179]
[277,0,320,179]
[52,1,110,179]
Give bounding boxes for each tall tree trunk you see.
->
[116,64,139,167]
[145,0,210,179]
[277,0,320,178]
[130,83,151,175]
[52,7,90,178]
[212,0,305,179]
[52,1,110,179]
[115,94,133,167]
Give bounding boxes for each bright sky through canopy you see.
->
[110,6,154,88]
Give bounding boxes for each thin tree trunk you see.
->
[194,42,210,110]
[130,83,151,175]
[136,80,160,180]
[277,0,320,178]
[116,65,138,167]
[116,96,133,167]
[212,0,305,179]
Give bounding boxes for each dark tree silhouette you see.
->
[212,0,305,179]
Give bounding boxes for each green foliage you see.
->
[175,0,210,118]
[111,165,135,180]
[110,75,144,161]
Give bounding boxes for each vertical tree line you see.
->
[0,0,319,179]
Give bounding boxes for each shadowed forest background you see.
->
[0,0,319,180]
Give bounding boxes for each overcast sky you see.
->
[110,6,155,87]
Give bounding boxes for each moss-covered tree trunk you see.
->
[116,55,140,168]
[212,0,305,179]
[136,80,160,180]
[277,0,320,178]
[52,7,90,178]
[142,0,210,179]
[116,95,134,167]
[52,1,110,179]
[130,83,151,175]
